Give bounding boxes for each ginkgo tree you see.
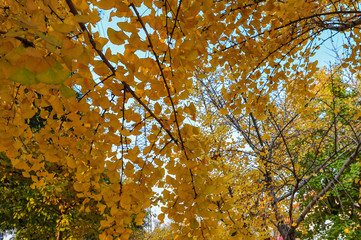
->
[1,0,361,239]
[195,67,361,239]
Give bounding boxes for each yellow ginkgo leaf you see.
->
[107,28,128,45]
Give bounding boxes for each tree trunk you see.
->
[278,223,295,240]
[56,231,63,240]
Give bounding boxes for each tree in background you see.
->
[195,67,361,239]
[0,153,103,240]
[297,72,361,240]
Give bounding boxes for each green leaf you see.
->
[60,84,76,98]
[8,67,37,85]
[36,62,70,85]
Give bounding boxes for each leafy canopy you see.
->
[1,0,361,239]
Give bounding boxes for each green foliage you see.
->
[0,151,103,239]
[296,73,361,239]
[0,166,58,239]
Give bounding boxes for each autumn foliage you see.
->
[1,0,361,239]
